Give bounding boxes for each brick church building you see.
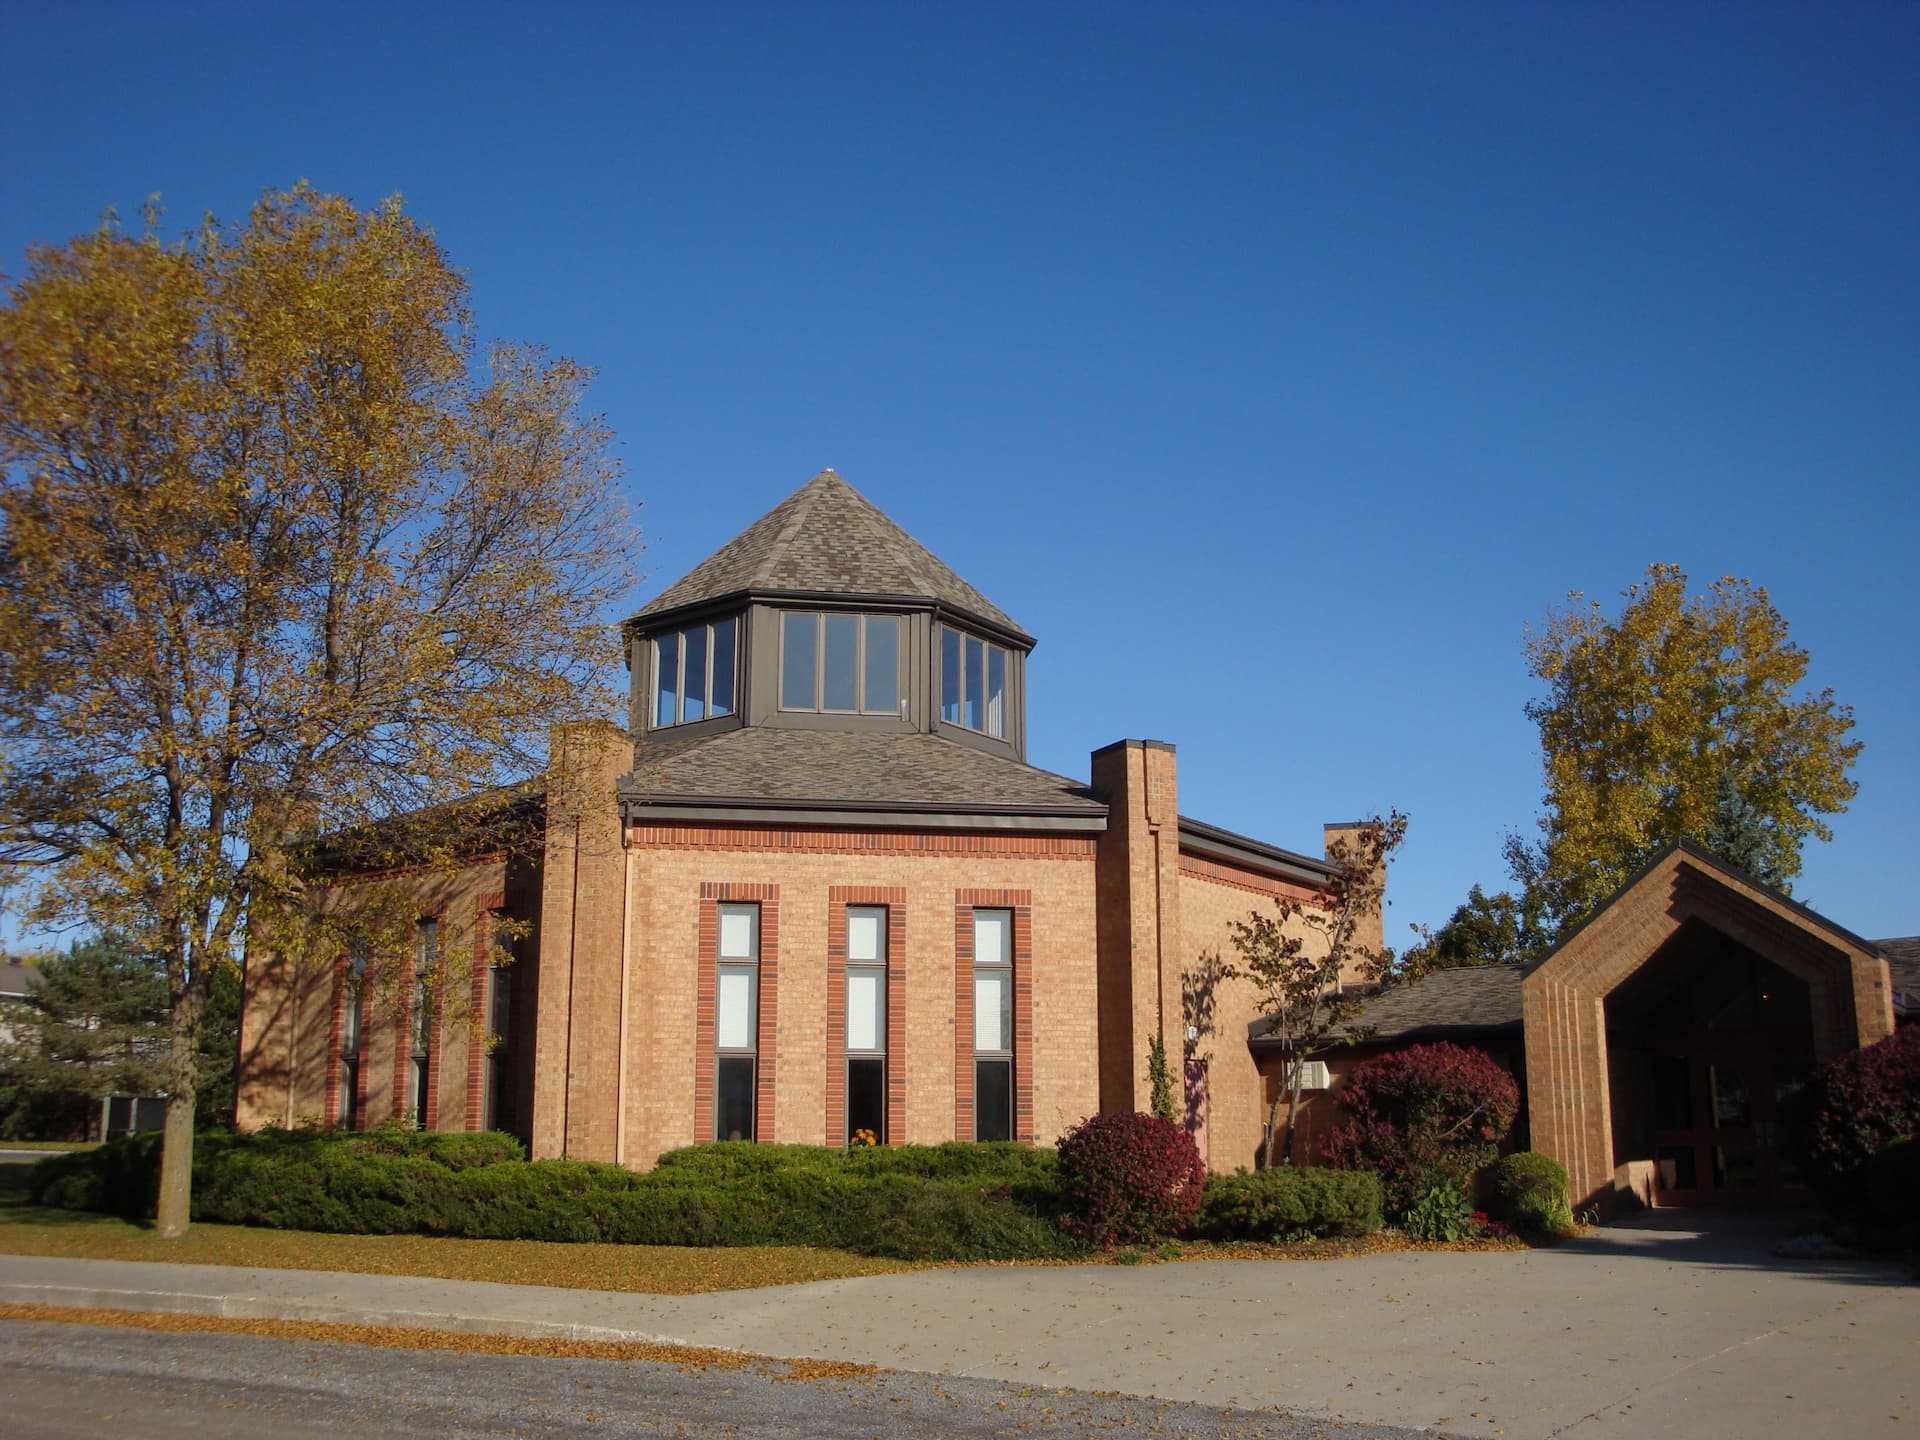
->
[238,469,1376,1172]
[236,468,1914,1210]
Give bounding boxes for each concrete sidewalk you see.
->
[2,1213,1914,1439]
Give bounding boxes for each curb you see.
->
[0,1280,715,1349]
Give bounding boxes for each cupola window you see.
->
[938,625,1008,739]
[653,616,737,727]
[779,612,904,715]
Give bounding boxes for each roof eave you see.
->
[624,588,1036,651]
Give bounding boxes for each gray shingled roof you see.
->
[631,470,1023,636]
[1252,965,1524,1047]
[1878,936,1920,1018]
[623,725,1105,816]
[0,961,35,998]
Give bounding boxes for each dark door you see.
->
[1649,1040,1811,1207]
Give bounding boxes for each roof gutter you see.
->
[1177,816,1340,887]
[622,588,1037,653]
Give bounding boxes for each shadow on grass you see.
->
[0,1160,154,1231]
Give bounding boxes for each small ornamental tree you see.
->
[1146,1034,1177,1122]
[1321,1043,1520,1217]
[1056,1111,1206,1247]
[1226,811,1421,1168]
[1801,1025,1920,1203]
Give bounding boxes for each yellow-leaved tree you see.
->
[0,185,635,1236]
[1514,563,1860,930]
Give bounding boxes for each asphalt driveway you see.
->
[2,1210,1912,1438]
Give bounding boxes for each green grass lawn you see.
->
[0,1159,916,1295]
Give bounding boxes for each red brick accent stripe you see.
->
[694,882,780,1144]
[467,892,506,1132]
[954,889,1034,1144]
[1178,852,1330,903]
[826,887,908,1147]
[633,824,1095,860]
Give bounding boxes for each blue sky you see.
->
[3,3,1916,942]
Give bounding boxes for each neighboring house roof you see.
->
[1878,936,1920,1019]
[622,725,1107,822]
[1252,965,1525,1050]
[628,469,1026,639]
[0,962,34,999]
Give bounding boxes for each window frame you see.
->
[651,616,738,729]
[714,902,760,1142]
[970,907,1014,1142]
[409,918,437,1130]
[483,918,514,1134]
[844,905,889,1145]
[338,945,366,1128]
[938,624,1010,740]
[778,610,906,717]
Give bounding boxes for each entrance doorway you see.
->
[1606,922,1816,1208]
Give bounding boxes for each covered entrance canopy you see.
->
[1522,842,1896,1211]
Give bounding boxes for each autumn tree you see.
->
[1514,564,1857,929]
[0,185,634,1235]
[1424,565,1858,965]
[1226,812,1419,1169]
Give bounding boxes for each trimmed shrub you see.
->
[1320,1043,1521,1218]
[1056,1112,1207,1247]
[1484,1151,1574,1236]
[1865,1137,1920,1231]
[1401,1184,1478,1242]
[30,1129,1082,1262]
[1802,1026,1920,1203]
[1193,1167,1383,1241]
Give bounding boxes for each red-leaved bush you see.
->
[1055,1111,1207,1247]
[1801,1025,1920,1203]
[1320,1043,1520,1218]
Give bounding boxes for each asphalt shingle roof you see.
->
[1253,965,1524,1047]
[1878,936,1920,1018]
[0,961,35,998]
[624,725,1105,816]
[631,470,1023,636]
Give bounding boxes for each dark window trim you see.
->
[777,610,905,717]
[970,907,1014,1141]
[938,623,1009,740]
[652,616,739,730]
[714,901,761,1142]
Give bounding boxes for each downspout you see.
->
[615,817,634,1166]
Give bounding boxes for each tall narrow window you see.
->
[941,627,962,725]
[338,945,366,1128]
[845,906,888,1145]
[863,615,897,713]
[651,617,736,727]
[654,630,679,729]
[972,908,1014,1142]
[410,919,437,1129]
[485,920,514,1134]
[938,625,1009,739]
[715,902,759,1141]
[780,612,817,711]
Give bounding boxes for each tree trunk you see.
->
[154,1090,195,1238]
[154,985,201,1239]
[1260,1052,1291,1169]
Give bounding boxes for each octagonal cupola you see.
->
[626,470,1032,759]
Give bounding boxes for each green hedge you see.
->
[1192,1167,1383,1241]
[29,1130,1078,1262]
[1483,1151,1574,1236]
